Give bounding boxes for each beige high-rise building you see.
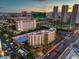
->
[28,33,45,46]
[27,28,56,46]
[15,17,36,31]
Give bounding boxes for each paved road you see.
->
[0,36,17,55]
[0,36,28,59]
[42,32,79,59]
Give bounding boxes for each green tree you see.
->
[27,49,35,59]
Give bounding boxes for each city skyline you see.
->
[0,0,79,12]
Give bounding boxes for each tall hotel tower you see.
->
[61,5,68,23]
[53,6,58,21]
[72,4,79,24]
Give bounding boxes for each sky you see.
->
[0,0,79,12]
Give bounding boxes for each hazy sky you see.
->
[0,0,79,12]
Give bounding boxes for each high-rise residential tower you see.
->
[72,4,79,24]
[15,17,36,31]
[53,6,58,21]
[61,5,68,23]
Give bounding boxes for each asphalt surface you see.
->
[0,36,17,55]
[43,32,79,59]
[0,36,29,59]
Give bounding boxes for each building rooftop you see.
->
[58,38,79,59]
[15,36,29,44]
[66,39,79,59]
[66,48,79,59]
[28,28,56,35]
[0,56,10,59]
